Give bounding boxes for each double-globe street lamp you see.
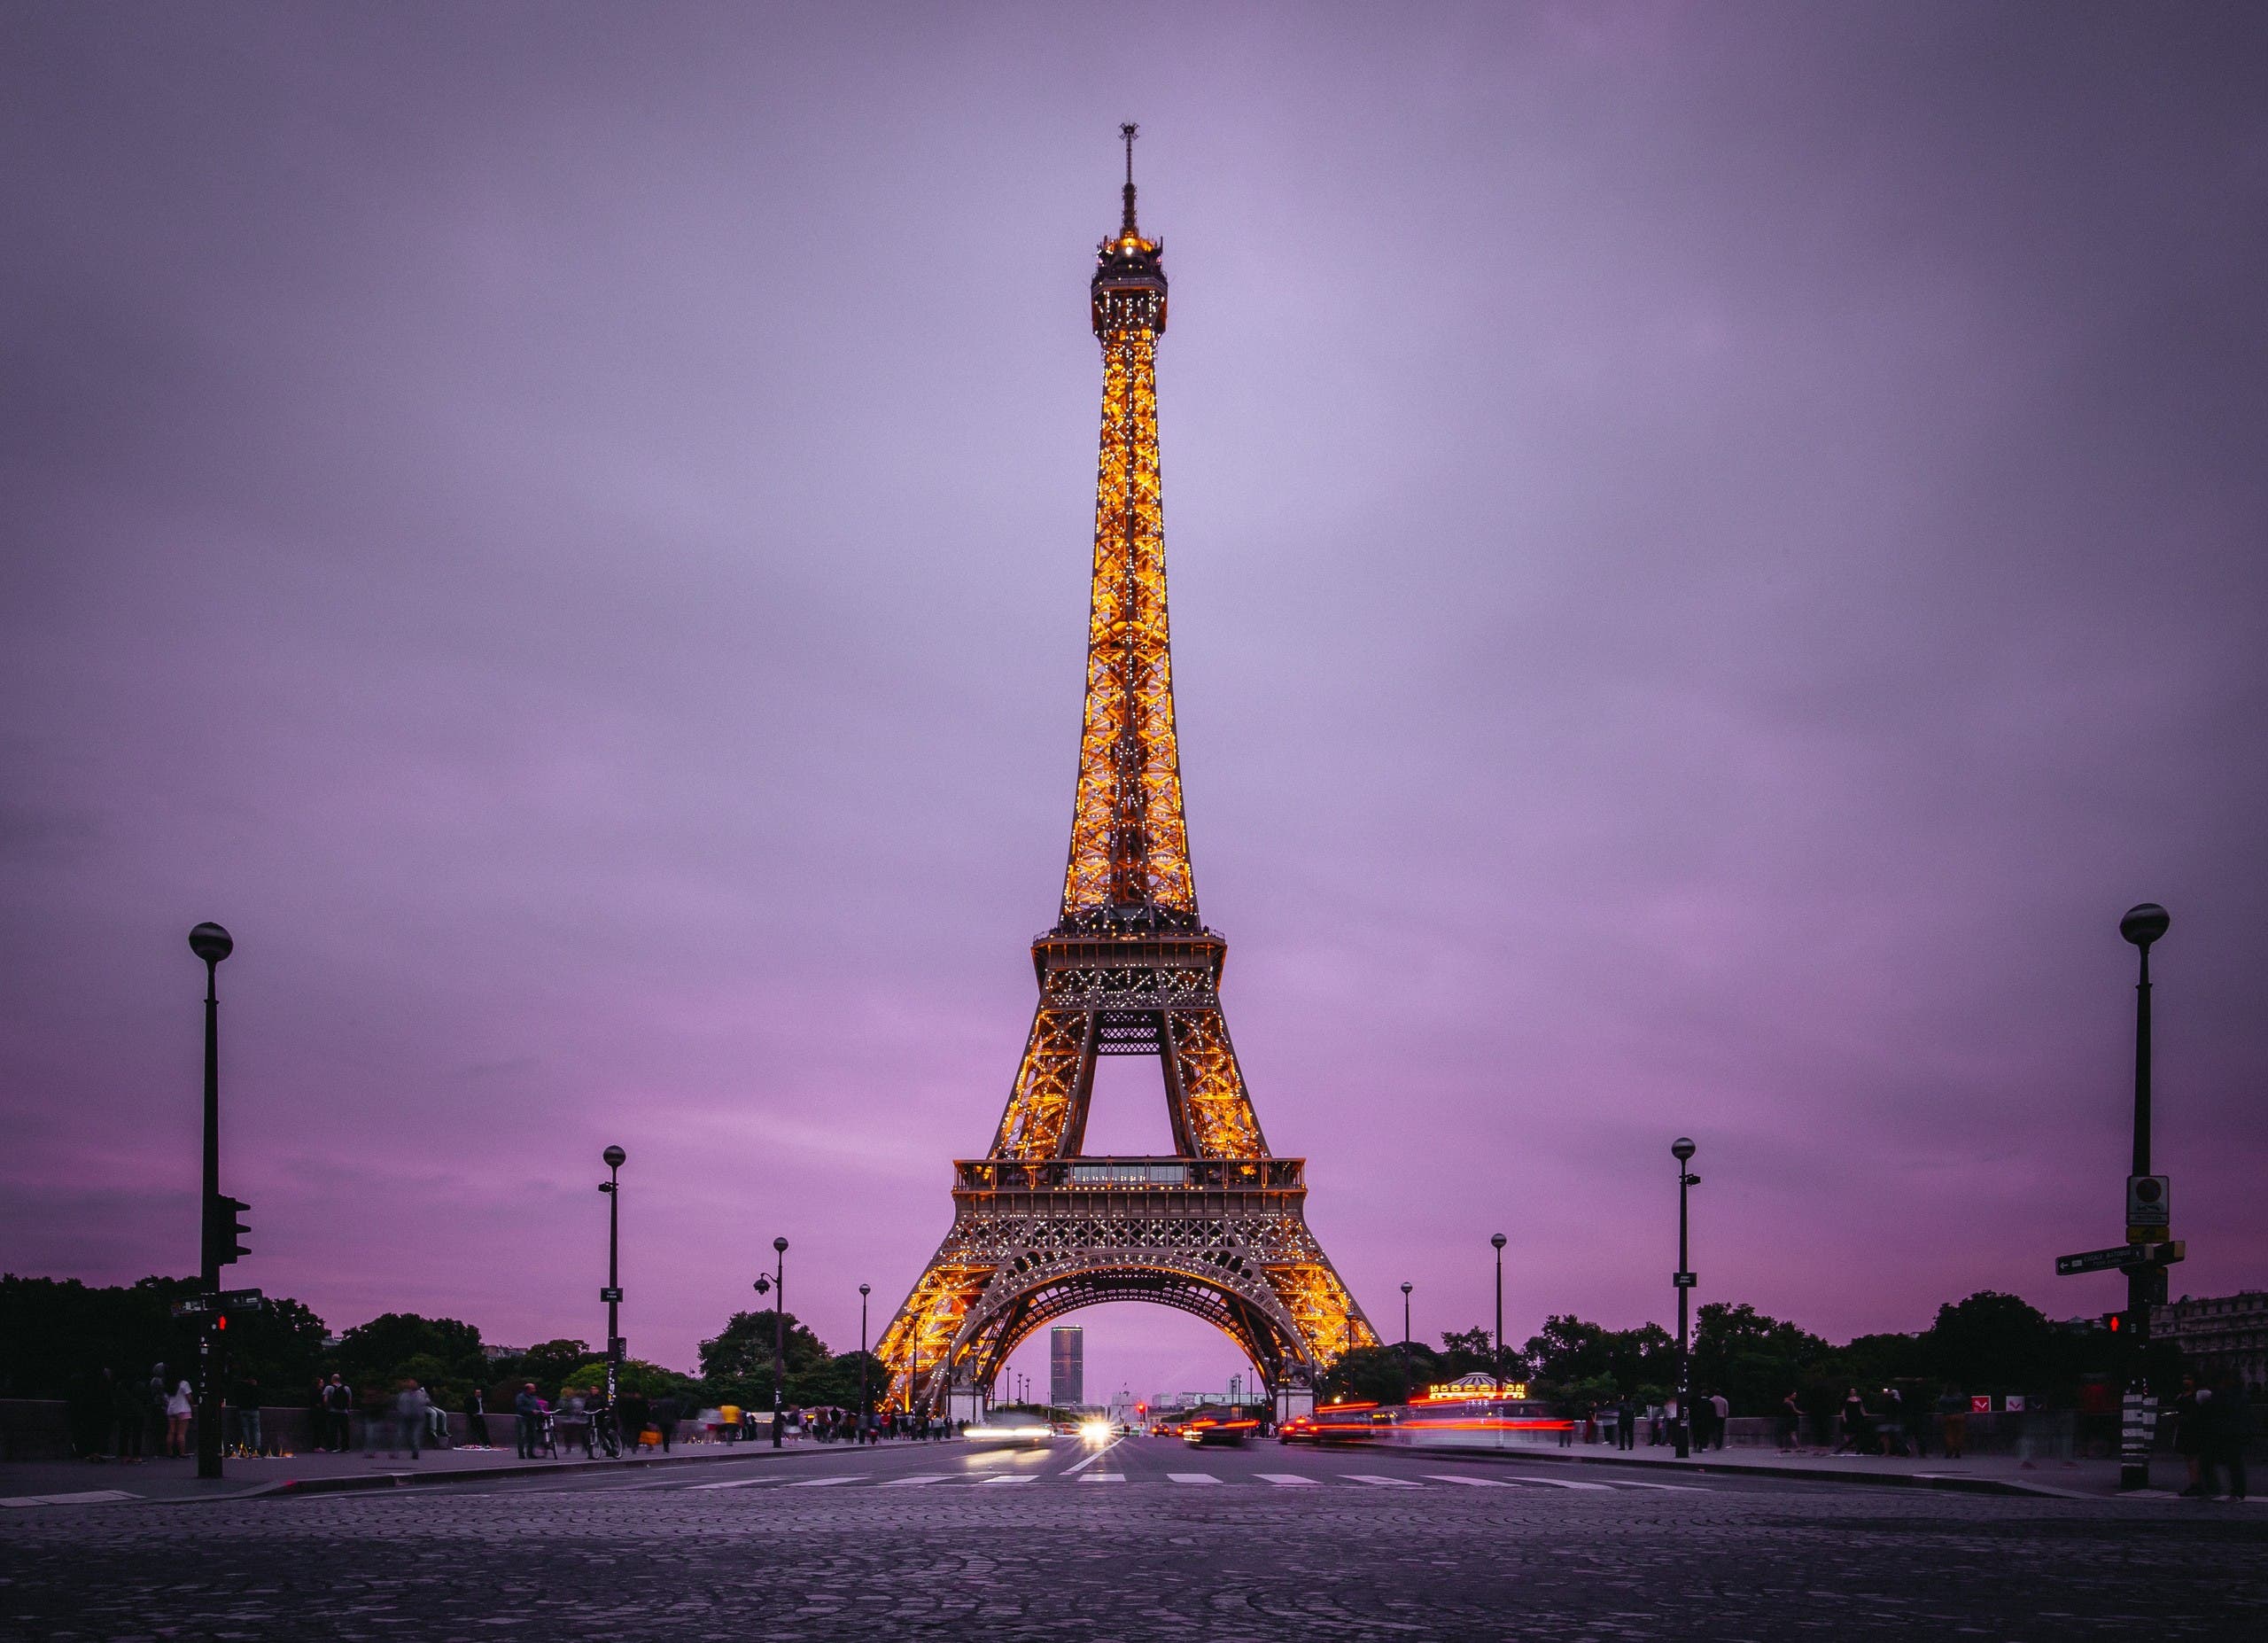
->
[1400,1281,1414,1391]
[598,1146,626,1421]
[858,1282,872,1445]
[1672,1137,1700,1460]
[753,1237,788,1445]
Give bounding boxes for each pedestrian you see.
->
[164,1375,194,1457]
[1708,1391,1730,1451]
[1877,1388,1907,1458]
[395,1380,431,1459]
[148,1364,172,1456]
[619,1389,652,1452]
[68,1365,110,1459]
[1835,1388,1872,1455]
[653,1392,680,1453]
[322,1374,354,1452]
[515,1382,542,1460]
[557,1387,592,1458]
[1937,1386,1967,1460]
[1908,1390,1930,1460]
[2174,1374,2208,1496]
[232,1372,263,1458]
[2202,1375,2251,1502]
[1616,1396,1637,1452]
[462,1385,488,1449]
[109,1367,145,1460]
[1778,1389,1803,1452]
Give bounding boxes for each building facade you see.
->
[2152,1289,2268,1390]
[1050,1325,1084,1409]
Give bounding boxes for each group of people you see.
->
[507,1383,687,1460]
[2173,1374,2254,1500]
[66,1364,206,1460]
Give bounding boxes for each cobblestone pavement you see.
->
[2,1437,2261,1641]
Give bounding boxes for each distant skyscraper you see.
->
[1050,1325,1084,1408]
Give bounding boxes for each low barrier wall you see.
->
[0,1401,740,1462]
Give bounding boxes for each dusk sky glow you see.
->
[4,4,2264,1401]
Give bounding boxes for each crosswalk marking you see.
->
[975,1475,1037,1485]
[1425,1474,1517,1487]
[1341,1474,1424,1487]
[1609,1480,1712,1492]
[1256,1473,1319,1486]
[685,1476,780,1491]
[1505,1475,1613,1491]
[1078,1471,1125,1483]
[1167,1472,1222,1484]
[781,1476,860,1488]
[881,1475,952,1487]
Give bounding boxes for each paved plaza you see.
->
[2,1437,2261,1641]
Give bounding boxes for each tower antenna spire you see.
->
[1119,121,1139,236]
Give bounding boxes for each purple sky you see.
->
[4,4,2264,1401]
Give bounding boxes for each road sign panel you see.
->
[1672,1272,1697,1289]
[217,1289,264,1309]
[2126,1174,2169,1227]
[600,1286,623,1303]
[170,1296,214,1317]
[2056,1245,2146,1275]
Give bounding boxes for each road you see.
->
[2,1434,2261,1639]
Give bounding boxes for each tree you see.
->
[1920,1292,2068,1394]
[698,1310,829,1407]
[489,1338,593,1404]
[1315,1344,1415,1406]
[329,1313,488,1407]
[1689,1304,1831,1415]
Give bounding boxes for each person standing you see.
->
[2173,1374,2208,1496]
[2204,1376,2251,1502]
[232,1372,262,1458]
[1778,1390,1803,1452]
[618,1389,652,1453]
[1708,1391,1730,1451]
[514,1383,541,1460]
[164,1375,194,1457]
[1937,1386,1967,1460]
[461,1385,487,1449]
[321,1375,354,1452]
[1616,1396,1637,1452]
[109,1367,144,1460]
[653,1392,680,1453]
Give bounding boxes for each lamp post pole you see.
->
[2118,902,2171,1491]
[858,1283,871,1444]
[599,1147,625,1420]
[1400,1281,1413,1396]
[189,923,234,1482]
[771,1236,788,1447]
[1491,1234,1508,1395]
[1672,1137,1699,1460]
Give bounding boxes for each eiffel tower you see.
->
[875,128,1377,1420]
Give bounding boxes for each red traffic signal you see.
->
[2102,1312,2126,1334]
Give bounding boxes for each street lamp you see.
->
[1491,1234,1508,1395]
[1400,1281,1414,1394]
[598,1146,625,1419]
[771,1236,788,1447]
[2118,901,2171,1492]
[858,1283,872,1444]
[1672,1137,1699,1460]
[189,922,234,1482]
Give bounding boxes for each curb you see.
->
[1395,1443,2081,1499]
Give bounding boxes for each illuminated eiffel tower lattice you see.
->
[876,128,1377,1419]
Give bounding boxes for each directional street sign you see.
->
[218,1289,265,1310]
[1672,1272,1697,1289]
[2056,1245,2144,1276]
[599,1286,623,1303]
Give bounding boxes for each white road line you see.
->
[781,1476,861,1488]
[1078,1471,1125,1483]
[1060,1437,1124,1476]
[1609,1480,1712,1492]
[684,1476,781,1491]
[1505,1475,1613,1491]
[1256,1473,1319,1486]
[1424,1475,1518,1488]
[975,1475,1037,1485]
[881,1475,952,1487]
[1167,1472,1222,1484]
[1341,1474,1425,1487]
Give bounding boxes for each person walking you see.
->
[2173,1374,2208,1496]
[1778,1390,1803,1452]
[653,1392,680,1453]
[163,1375,193,1457]
[394,1381,431,1459]
[232,1372,263,1458]
[1877,1387,1907,1458]
[109,1367,144,1460]
[322,1374,354,1452]
[514,1383,542,1460]
[2203,1375,2251,1502]
[619,1389,652,1453]
[1937,1385,1967,1460]
[1708,1391,1730,1451]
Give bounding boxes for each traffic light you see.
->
[206,1195,251,1266]
[2102,1311,2127,1335]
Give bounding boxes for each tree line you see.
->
[0,1274,884,1417]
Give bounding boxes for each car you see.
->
[964,1415,1053,1447]
[1180,1417,1258,1447]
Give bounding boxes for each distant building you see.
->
[2152,1289,2268,1390]
[1050,1325,1084,1408]
[482,1344,524,1362]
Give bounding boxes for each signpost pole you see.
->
[2117,903,2170,1492]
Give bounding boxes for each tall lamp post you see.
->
[858,1283,872,1444]
[189,922,235,1482]
[1672,1137,1700,1460]
[598,1146,625,1418]
[2119,902,2171,1492]
[1400,1281,1414,1395]
[1491,1234,1508,1395]
[770,1236,788,1446]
